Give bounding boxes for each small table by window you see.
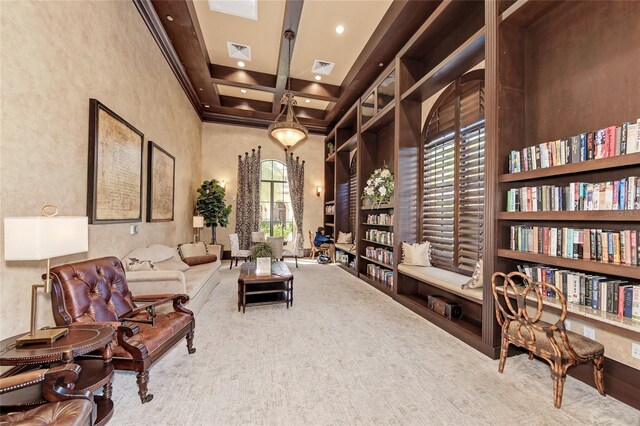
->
[237,261,294,313]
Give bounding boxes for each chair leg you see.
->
[552,367,567,409]
[593,355,606,396]
[295,256,298,268]
[498,337,509,374]
[186,331,196,354]
[229,257,233,269]
[528,351,535,360]
[136,370,154,404]
[235,258,238,267]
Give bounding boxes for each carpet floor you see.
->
[110,260,640,425]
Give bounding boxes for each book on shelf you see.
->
[364,229,394,245]
[505,176,640,212]
[365,213,394,225]
[366,263,394,288]
[365,246,394,265]
[507,117,640,173]
[515,263,639,319]
[509,226,640,266]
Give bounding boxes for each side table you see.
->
[0,323,115,425]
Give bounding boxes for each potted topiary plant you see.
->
[251,242,276,275]
[195,179,232,245]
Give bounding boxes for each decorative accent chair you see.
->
[308,230,329,259]
[282,233,300,268]
[49,257,196,404]
[267,236,284,261]
[229,233,251,269]
[251,231,265,244]
[0,363,94,426]
[491,271,606,408]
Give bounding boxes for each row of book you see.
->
[364,229,394,245]
[335,252,354,269]
[509,226,640,265]
[365,247,393,266]
[505,177,640,212]
[367,264,394,288]
[507,118,640,173]
[365,213,394,225]
[325,204,335,214]
[516,264,639,320]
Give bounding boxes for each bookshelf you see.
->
[322,0,640,409]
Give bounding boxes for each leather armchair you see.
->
[0,363,94,426]
[49,257,196,404]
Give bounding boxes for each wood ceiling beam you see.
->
[202,106,327,133]
[217,97,326,122]
[272,0,305,114]
[325,0,440,125]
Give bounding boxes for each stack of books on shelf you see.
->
[365,213,394,225]
[507,118,640,173]
[336,252,354,269]
[516,264,639,320]
[506,177,639,212]
[510,226,640,265]
[365,229,394,245]
[325,204,335,214]
[367,264,394,288]
[365,246,393,265]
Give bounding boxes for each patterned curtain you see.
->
[235,146,261,249]
[285,149,305,257]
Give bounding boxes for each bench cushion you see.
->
[398,264,483,303]
[335,243,356,255]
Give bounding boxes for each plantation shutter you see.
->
[422,77,485,275]
[349,154,358,233]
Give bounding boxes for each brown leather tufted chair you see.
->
[0,363,94,426]
[49,256,196,404]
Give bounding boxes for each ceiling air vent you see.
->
[311,60,335,76]
[227,42,251,61]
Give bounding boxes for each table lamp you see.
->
[193,216,204,243]
[4,205,88,346]
[251,231,265,243]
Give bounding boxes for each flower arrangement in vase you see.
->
[362,165,394,208]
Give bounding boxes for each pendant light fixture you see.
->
[268,30,308,148]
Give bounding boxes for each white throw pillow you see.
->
[337,232,353,244]
[178,242,208,259]
[154,256,190,272]
[401,241,431,267]
[124,244,175,264]
[125,258,156,271]
[463,260,483,289]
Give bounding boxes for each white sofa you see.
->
[122,244,222,316]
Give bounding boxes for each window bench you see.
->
[397,264,483,304]
[334,243,356,255]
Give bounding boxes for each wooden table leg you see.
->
[290,277,294,307]
[242,281,246,313]
[237,280,241,312]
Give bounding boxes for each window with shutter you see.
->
[422,73,484,275]
[349,154,357,233]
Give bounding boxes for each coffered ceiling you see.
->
[137,0,441,133]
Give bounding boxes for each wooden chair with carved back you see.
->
[491,271,606,408]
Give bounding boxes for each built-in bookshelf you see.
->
[322,0,640,409]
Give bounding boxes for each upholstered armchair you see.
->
[282,233,300,268]
[491,271,606,408]
[49,256,196,404]
[0,363,94,426]
[229,233,251,269]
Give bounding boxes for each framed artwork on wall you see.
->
[87,99,144,224]
[147,141,175,222]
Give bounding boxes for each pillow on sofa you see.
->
[178,242,208,259]
[337,232,352,244]
[154,256,190,272]
[183,254,218,266]
[125,245,176,265]
[402,241,431,267]
[126,258,157,271]
[463,260,483,289]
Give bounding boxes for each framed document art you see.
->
[147,141,175,222]
[87,99,144,224]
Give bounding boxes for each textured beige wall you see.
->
[201,123,324,250]
[0,1,202,339]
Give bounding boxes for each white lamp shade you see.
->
[4,216,88,261]
[251,231,265,242]
[271,127,306,147]
[193,216,205,228]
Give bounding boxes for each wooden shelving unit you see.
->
[497,211,640,222]
[361,239,393,248]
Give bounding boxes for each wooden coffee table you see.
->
[237,261,294,313]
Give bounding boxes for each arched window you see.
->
[349,153,358,233]
[260,160,293,241]
[422,70,485,275]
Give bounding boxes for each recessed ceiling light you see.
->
[379,63,384,67]
[305,99,311,103]
[315,75,322,81]
[198,88,203,91]
[237,61,245,68]
[336,25,345,34]
[204,105,210,108]
[166,15,174,21]
[240,89,247,94]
